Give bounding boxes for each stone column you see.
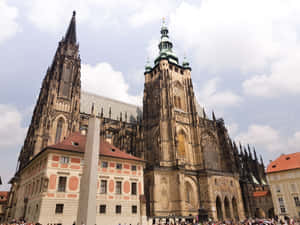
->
[76,112,100,225]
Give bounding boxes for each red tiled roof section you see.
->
[253,191,268,197]
[0,191,9,202]
[48,132,143,162]
[267,152,300,173]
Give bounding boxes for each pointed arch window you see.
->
[177,131,186,157]
[186,183,192,203]
[55,119,64,143]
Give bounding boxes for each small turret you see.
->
[182,56,191,70]
[145,58,152,73]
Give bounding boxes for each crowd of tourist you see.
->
[0,218,299,225]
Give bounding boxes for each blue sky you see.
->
[1,0,300,190]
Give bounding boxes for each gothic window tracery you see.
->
[177,131,186,157]
[173,83,185,111]
[55,118,64,143]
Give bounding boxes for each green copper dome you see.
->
[154,21,179,65]
[182,56,191,69]
[145,58,152,73]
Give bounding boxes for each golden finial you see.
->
[162,17,166,25]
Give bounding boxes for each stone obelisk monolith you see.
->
[77,107,100,225]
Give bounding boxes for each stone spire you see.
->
[202,108,206,119]
[212,111,216,121]
[253,147,258,160]
[260,154,264,165]
[65,11,77,44]
[247,144,253,159]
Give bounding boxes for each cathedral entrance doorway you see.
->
[224,197,231,219]
[232,197,239,221]
[216,196,223,221]
[255,208,266,218]
[268,208,274,218]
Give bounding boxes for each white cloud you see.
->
[235,124,300,155]
[165,0,300,98]
[0,0,20,44]
[226,123,239,137]
[196,78,242,112]
[128,1,180,28]
[25,0,180,32]
[287,131,300,151]
[168,0,285,74]
[146,38,159,62]
[236,124,284,153]
[81,62,142,105]
[0,104,27,149]
[243,51,300,97]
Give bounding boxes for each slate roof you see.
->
[266,152,300,173]
[80,92,142,123]
[80,91,204,122]
[48,132,144,162]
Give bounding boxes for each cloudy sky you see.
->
[1,0,300,190]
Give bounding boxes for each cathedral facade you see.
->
[7,12,273,223]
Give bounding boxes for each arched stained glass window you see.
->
[55,119,64,143]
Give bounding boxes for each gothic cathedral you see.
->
[12,12,273,222]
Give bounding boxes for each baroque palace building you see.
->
[6,12,274,223]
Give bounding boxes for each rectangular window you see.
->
[100,180,107,194]
[58,176,67,192]
[116,181,122,194]
[99,205,106,214]
[116,205,122,214]
[60,156,69,164]
[280,207,286,213]
[276,185,281,193]
[278,197,286,213]
[294,196,300,207]
[131,165,137,171]
[101,161,108,168]
[132,205,137,214]
[131,182,137,195]
[116,163,122,169]
[55,204,64,214]
[278,197,284,205]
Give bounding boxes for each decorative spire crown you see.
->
[154,18,179,65]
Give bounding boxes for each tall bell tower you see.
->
[143,21,204,217]
[143,21,200,168]
[18,11,81,170]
